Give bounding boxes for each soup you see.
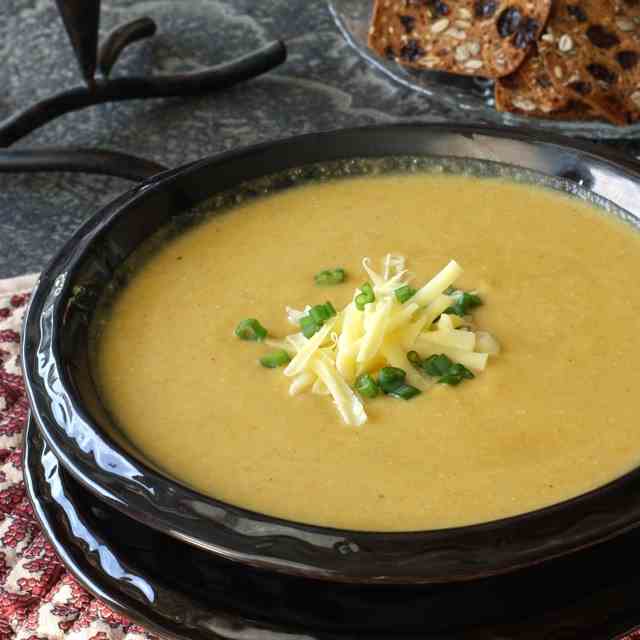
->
[93,173,640,531]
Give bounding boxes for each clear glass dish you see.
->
[328,0,640,140]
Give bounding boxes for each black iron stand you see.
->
[0,0,286,175]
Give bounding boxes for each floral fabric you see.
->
[0,276,157,640]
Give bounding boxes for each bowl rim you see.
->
[21,122,640,584]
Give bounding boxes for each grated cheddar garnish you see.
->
[237,254,500,427]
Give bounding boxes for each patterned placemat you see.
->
[2,274,640,640]
[0,276,158,640]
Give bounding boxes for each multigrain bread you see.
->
[538,0,640,125]
[495,44,597,118]
[495,45,571,114]
[367,0,640,124]
[368,0,552,78]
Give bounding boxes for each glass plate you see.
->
[328,0,640,140]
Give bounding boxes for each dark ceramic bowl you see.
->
[21,124,640,584]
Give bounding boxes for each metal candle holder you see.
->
[0,0,286,176]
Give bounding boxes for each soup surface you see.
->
[94,173,640,531]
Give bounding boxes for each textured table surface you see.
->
[0,0,459,278]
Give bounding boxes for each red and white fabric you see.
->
[0,275,158,640]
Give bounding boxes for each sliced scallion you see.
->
[260,349,291,368]
[315,268,346,286]
[422,354,454,377]
[235,318,267,341]
[355,373,381,398]
[445,292,482,317]
[299,315,319,339]
[407,350,422,369]
[310,304,332,324]
[355,282,375,311]
[377,367,420,400]
[301,302,336,338]
[387,383,421,400]
[325,300,337,317]
[421,353,475,385]
[395,285,417,304]
[438,363,474,386]
[378,366,407,393]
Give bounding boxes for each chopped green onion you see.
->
[260,349,291,368]
[300,315,319,339]
[421,353,475,385]
[455,363,475,380]
[387,383,421,400]
[378,366,407,393]
[361,282,374,299]
[355,282,375,311]
[310,304,332,324]
[235,318,267,341]
[407,350,422,369]
[445,292,482,317]
[395,285,417,304]
[422,354,454,377]
[438,363,474,386]
[377,367,420,400]
[302,302,336,337]
[444,286,456,295]
[315,268,346,286]
[355,373,381,398]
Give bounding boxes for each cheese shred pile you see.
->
[262,254,499,426]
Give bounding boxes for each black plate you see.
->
[23,415,640,640]
[21,124,640,583]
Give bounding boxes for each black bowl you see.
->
[21,124,640,584]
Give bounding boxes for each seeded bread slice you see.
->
[368,0,552,79]
[538,0,640,125]
[495,46,572,115]
[495,44,600,119]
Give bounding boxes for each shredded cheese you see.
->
[401,294,452,349]
[421,329,476,352]
[386,302,420,332]
[335,302,362,383]
[357,296,393,365]
[383,253,406,280]
[437,313,463,330]
[413,260,463,306]
[310,352,367,427]
[289,371,315,396]
[381,340,428,390]
[362,257,385,289]
[252,254,498,426]
[414,338,489,371]
[476,331,501,355]
[284,319,336,377]
[312,377,331,395]
[285,333,306,352]
[286,306,310,327]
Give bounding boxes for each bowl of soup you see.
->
[22,124,640,583]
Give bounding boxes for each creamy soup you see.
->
[93,173,640,531]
